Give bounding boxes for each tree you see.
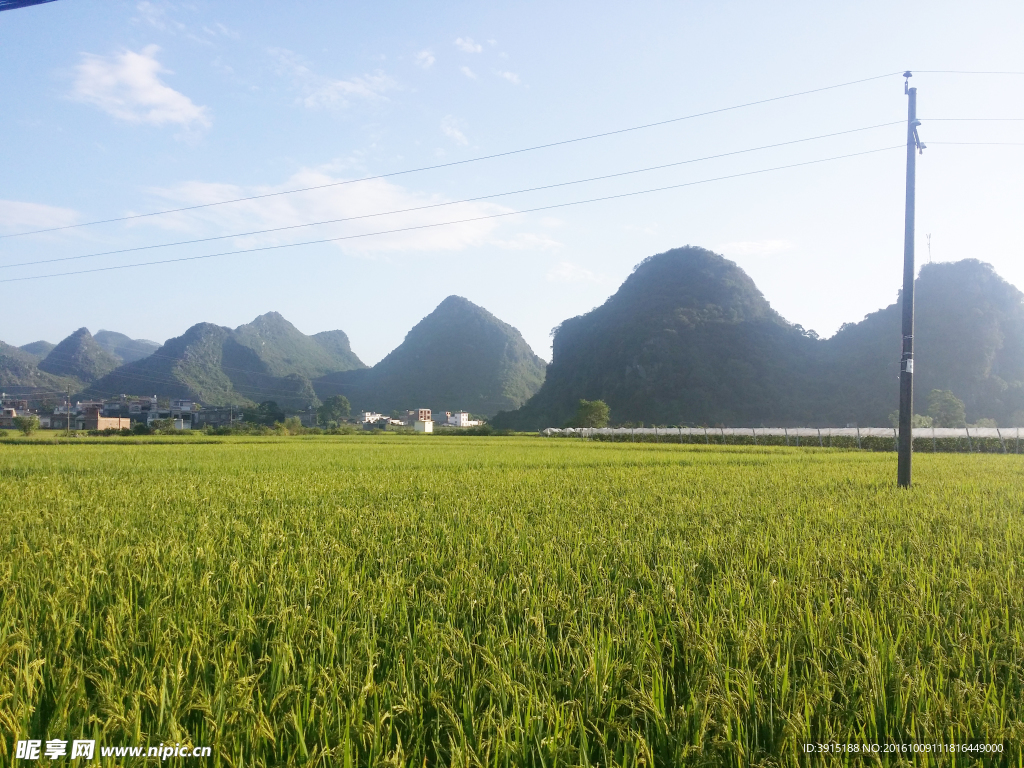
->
[242,401,286,426]
[888,411,933,428]
[317,395,351,426]
[566,399,610,428]
[281,416,305,435]
[927,389,967,428]
[12,415,39,436]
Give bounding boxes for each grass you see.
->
[1,436,1022,766]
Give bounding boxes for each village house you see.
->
[404,408,433,433]
[405,408,431,425]
[192,407,241,430]
[442,411,483,428]
[0,407,22,429]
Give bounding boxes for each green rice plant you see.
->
[1,437,1022,766]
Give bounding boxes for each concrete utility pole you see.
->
[898,72,925,488]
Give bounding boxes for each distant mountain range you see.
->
[4,252,1023,427]
[83,313,366,409]
[94,330,160,364]
[493,247,1024,429]
[315,296,547,417]
[0,339,76,396]
[3,329,163,397]
[1,299,547,416]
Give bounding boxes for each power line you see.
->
[926,141,1024,145]
[0,121,904,272]
[0,144,903,284]
[914,70,1024,75]
[0,71,903,239]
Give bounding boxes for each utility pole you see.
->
[898,72,925,487]
[66,385,71,438]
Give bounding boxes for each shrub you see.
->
[565,400,610,428]
[281,417,305,435]
[12,416,39,436]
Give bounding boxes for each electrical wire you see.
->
[914,70,1024,75]
[0,71,904,239]
[0,121,904,272]
[0,144,903,284]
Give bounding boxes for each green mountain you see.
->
[315,295,546,417]
[312,330,363,366]
[37,327,121,383]
[494,247,821,429]
[494,248,1024,429]
[233,312,364,378]
[0,339,76,396]
[85,313,364,409]
[94,330,160,364]
[822,259,1024,426]
[18,340,55,359]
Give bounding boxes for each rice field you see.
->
[1,436,1023,766]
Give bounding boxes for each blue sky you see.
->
[2,0,1022,363]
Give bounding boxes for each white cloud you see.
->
[414,49,435,69]
[715,239,794,258]
[545,261,606,283]
[133,1,183,32]
[454,37,482,53]
[138,167,516,256]
[71,45,211,129]
[203,22,239,40]
[270,48,395,110]
[496,70,520,84]
[460,66,478,80]
[0,200,80,233]
[492,233,562,251]
[441,116,468,145]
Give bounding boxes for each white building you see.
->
[414,420,433,433]
[450,411,482,428]
[360,412,383,424]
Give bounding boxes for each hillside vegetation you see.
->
[316,295,547,417]
[3,329,160,395]
[37,327,121,383]
[0,340,76,395]
[495,247,1024,429]
[86,313,365,409]
[17,340,56,360]
[94,330,160,364]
